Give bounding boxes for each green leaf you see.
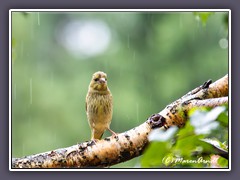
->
[217,111,228,127]
[177,121,195,139]
[201,138,228,151]
[217,156,228,168]
[193,12,214,26]
[174,134,204,157]
[223,13,228,30]
[141,141,170,168]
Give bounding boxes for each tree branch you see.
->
[12,74,228,168]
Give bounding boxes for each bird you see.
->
[86,71,117,140]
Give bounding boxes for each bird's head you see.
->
[89,71,108,91]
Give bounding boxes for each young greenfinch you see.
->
[86,71,117,140]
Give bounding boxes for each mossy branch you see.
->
[12,74,228,168]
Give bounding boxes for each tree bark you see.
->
[12,74,228,168]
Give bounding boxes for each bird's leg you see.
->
[91,129,103,141]
[107,127,118,137]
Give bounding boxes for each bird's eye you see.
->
[94,78,99,82]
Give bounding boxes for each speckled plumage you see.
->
[86,71,116,140]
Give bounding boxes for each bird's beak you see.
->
[99,78,106,84]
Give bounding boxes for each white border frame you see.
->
[9,9,231,171]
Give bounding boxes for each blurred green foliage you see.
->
[141,106,228,168]
[11,11,228,168]
[193,12,214,26]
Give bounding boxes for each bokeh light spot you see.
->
[58,19,111,59]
